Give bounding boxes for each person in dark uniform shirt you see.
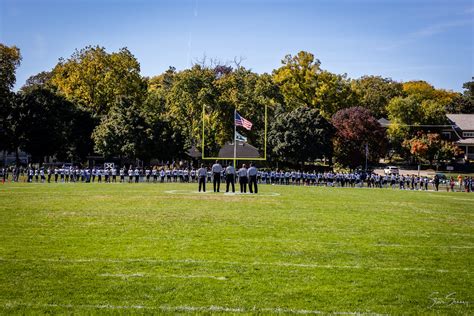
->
[433,174,439,191]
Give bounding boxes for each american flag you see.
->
[235,112,253,130]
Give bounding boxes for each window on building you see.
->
[442,132,451,139]
[463,132,474,138]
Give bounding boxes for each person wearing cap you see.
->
[225,163,236,193]
[248,163,258,194]
[197,164,207,192]
[211,160,223,192]
[237,164,248,193]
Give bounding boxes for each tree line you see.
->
[1,44,472,168]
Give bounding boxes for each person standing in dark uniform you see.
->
[248,163,258,194]
[225,163,236,193]
[433,174,440,191]
[238,164,248,193]
[212,160,223,192]
[197,164,207,192]
[47,167,52,183]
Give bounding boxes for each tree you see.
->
[463,80,474,99]
[163,65,281,157]
[386,90,451,154]
[1,88,77,164]
[272,51,322,110]
[446,95,474,114]
[20,71,54,94]
[403,80,457,106]
[421,99,448,125]
[351,75,404,118]
[63,108,97,162]
[317,71,358,118]
[0,43,22,92]
[92,97,152,159]
[386,95,423,154]
[268,107,333,164]
[387,96,424,126]
[402,81,437,101]
[165,65,218,153]
[446,80,474,114]
[331,107,387,169]
[19,88,78,162]
[403,132,461,165]
[51,46,146,115]
[0,44,22,154]
[0,92,21,160]
[145,118,186,162]
[215,69,282,153]
[272,51,357,118]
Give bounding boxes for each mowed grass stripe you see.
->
[1,302,391,315]
[0,183,472,314]
[0,257,471,273]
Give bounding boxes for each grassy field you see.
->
[0,182,472,315]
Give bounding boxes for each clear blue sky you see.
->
[1,0,473,91]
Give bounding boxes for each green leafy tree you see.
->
[272,51,322,110]
[272,51,357,118]
[0,44,22,155]
[332,107,387,169]
[421,99,448,125]
[163,65,281,157]
[92,97,152,159]
[317,71,357,118]
[446,95,473,114]
[145,118,186,162]
[387,96,424,126]
[0,43,21,92]
[268,107,334,164]
[20,71,54,94]
[3,88,77,164]
[0,92,21,161]
[63,108,97,162]
[51,46,146,115]
[446,80,474,114]
[165,65,218,153]
[464,80,474,99]
[215,69,282,153]
[19,89,75,162]
[351,75,404,118]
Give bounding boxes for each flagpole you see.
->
[233,108,237,169]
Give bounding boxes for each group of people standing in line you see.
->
[196,161,258,194]
[2,164,474,193]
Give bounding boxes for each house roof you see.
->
[446,114,474,131]
[456,138,474,145]
[218,141,261,158]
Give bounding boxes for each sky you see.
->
[1,0,473,92]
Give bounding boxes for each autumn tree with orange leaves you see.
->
[403,132,462,166]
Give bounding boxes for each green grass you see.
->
[0,182,473,315]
